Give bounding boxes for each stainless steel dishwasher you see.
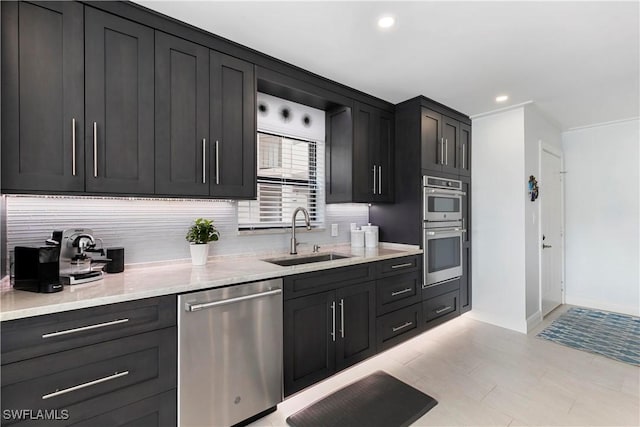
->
[178,279,283,427]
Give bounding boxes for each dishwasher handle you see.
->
[185,288,282,312]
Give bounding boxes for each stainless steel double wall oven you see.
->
[423,176,466,288]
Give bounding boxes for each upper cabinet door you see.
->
[374,109,394,203]
[441,116,459,175]
[421,109,443,173]
[325,106,353,203]
[155,31,209,197]
[1,1,84,192]
[210,52,256,199]
[85,8,154,194]
[352,102,375,202]
[458,123,471,177]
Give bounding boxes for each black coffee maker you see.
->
[13,244,62,293]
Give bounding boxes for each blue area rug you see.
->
[537,307,640,366]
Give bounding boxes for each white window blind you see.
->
[238,132,325,229]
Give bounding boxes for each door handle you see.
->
[462,143,466,170]
[391,288,413,297]
[71,118,77,176]
[330,301,336,342]
[542,244,553,249]
[215,140,220,185]
[202,138,206,184]
[440,138,444,164]
[372,165,377,194]
[339,298,345,338]
[185,289,282,311]
[378,165,382,195]
[435,306,452,314]
[42,371,129,400]
[93,122,98,177]
[392,321,413,332]
[445,139,448,165]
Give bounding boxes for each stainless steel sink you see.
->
[263,252,351,267]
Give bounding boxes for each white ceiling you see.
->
[136,1,639,130]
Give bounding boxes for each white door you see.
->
[540,147,563,316]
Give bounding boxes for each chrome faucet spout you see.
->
[290,207,311,255]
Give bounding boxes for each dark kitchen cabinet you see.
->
[459,123,471,177]
[0,295,177,426]
[460,177,471,312]
[422,109,462,175]
[155,31,210,197]
[210,52,256,199]
[85,7,155,194]
[442,116,460,175]
[284,291,336,396]
[1,1,84,193]
[326,102,393,203]
[283,264,376,396]
[335,281,376,370]
[353,102,394,203]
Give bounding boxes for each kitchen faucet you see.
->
[290,207,311,254]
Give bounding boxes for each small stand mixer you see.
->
[51,229,111,285]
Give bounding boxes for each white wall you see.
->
[523,105,563,323]
[470,107,528,333]
[562,119,640,316]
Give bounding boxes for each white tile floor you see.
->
[250,305,640,426]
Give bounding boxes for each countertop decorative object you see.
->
[0,243,421,321]
[186,218,220,266]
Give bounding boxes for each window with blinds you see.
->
[238,132,325,230]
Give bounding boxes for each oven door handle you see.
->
[425,189,466,197]
[425,228,465,235]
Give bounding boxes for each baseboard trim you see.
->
[565,296,639,317]
[464,310,528,334]
[526,311,543,332]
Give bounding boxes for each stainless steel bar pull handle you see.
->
[462,218,466,233]
[372,165,377,194]
[422,277,459,289]
[42,318,129,339]
[202,139,206,184]
[330,301,336,341]
[391,288,413,297]
[215,140,220,185]
[42,371,129,400]
[445,139,448,165]
[435,306,452,314]
[186,289,282,312]
[378,165,382,195]
[392,321,413,332]
[93,122,98,177]
[339,299,345,338]
[391,262,413,269]
[440,138,444,164]
[462,143,466,169]
[72,118,77,176]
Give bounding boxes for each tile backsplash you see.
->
[4,196,369,272]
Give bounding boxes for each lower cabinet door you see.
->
[69,390,176,427]
[1,328,176,426]
[376,303,422,352]
[284,291,336,396]
[335,281,376,371]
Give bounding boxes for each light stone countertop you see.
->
[0,243,421,321]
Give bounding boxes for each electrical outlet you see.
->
[331,223,339,237]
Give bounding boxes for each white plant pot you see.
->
[189,243,210,266]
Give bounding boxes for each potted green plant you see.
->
[186,218,220,266]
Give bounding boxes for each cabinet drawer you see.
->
[376,255,420,278]
[1,295,176,364]
[376,271,421,315]
[422,278,460,300]
[376,303,422,352]
[284,264,374,300]
[423,290,459,323]
[1,328,176,425]
[70,389,176,427]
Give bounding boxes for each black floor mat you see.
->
[286,371,438,427]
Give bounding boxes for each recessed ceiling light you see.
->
[495,95,509,103]
[378,16,395,29]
